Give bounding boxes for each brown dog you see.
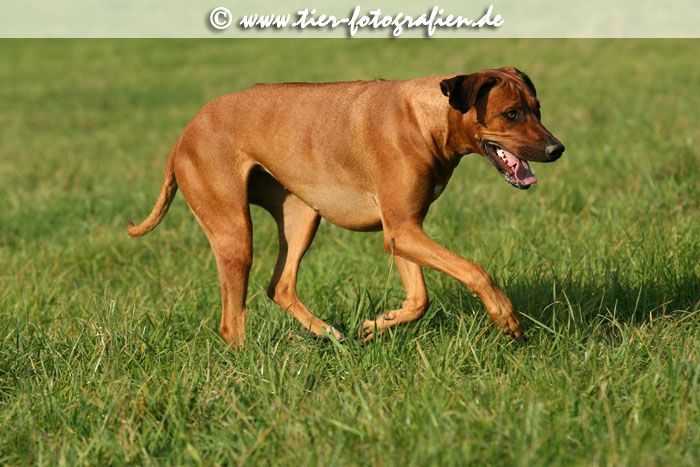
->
[127,67,563,346]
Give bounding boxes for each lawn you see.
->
[0,39,699,465]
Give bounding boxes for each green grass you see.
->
[1,39,699,465]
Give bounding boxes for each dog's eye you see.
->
[504,110,519,121]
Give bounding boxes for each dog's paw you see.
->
[328,326,345,341]
[505,329,527,343]
[502,314,524,340]
[359,320,375,342]
[359,315,392,342]
[311,326,345,341]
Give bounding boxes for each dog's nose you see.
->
[545,142,565,161]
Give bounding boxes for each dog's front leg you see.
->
[382,223,524,340]
[360,256,429,341]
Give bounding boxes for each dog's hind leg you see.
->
[249,170,343,340]
[360,256,429,341]
[174,142,255,347]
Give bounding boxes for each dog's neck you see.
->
[443,108,478,161]
[408,89,477,169]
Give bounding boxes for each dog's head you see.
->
[440,67,564,190]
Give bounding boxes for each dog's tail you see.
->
[127,143,179,238]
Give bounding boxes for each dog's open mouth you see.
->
[482,142,537,190]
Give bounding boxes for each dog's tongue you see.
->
[503,149,537,185]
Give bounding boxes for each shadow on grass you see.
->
[270,266,700,347]
[371,268,700,344]
[497,271,697,342]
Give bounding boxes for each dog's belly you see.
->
[294,188,383,232]
[248,166,382,232]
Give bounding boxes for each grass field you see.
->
[0,39,699,465]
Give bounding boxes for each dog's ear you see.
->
[440,74,499,114]
[512,68,537,97]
